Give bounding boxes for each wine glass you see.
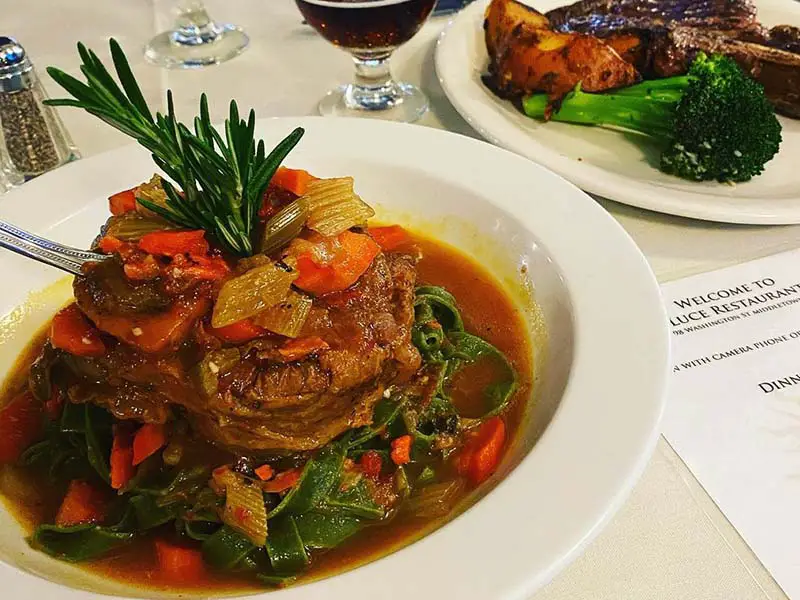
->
[296,0,437,123]
[144,0,249,69]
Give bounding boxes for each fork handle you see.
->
[0,220,105,276]
[0,220,101,262]
[0,233,85,275]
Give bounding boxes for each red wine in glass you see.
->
[296,0,437,122]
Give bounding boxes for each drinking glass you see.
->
[145,0,249,69]
[296,0,437,123]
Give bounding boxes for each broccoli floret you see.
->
[522,53,782,183]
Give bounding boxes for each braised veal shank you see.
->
[50,248,421,454]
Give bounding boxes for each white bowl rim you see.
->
[0,116,669,600]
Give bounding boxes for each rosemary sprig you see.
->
[44,39,304,256]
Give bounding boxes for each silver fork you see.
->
[0,220,106,276]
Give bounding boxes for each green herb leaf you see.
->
[29,524,134,562]
[293,512,363,549]
[203,525,256,570]
[266,516,309,574]
[447,331,518,416]
[414,286,464,332]
[413,286,463,363]
[129,494,181,530]
[417,465,436,486]
[412,286,518,419]
[45,40,304,256]
[268,441,346,518]
[131,465,210,501]
[348,395,405,449]
[395,465,411,502]
[60,401,86,433]
[84,404,112,483]
[320,478,385,520]
[181,519,220,542]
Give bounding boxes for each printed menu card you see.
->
[662,249,800,597]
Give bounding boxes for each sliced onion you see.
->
[260,199,309,255]
[303,177,375,237]
[212,260,298,328]
[214,467,268,546]
[252,289,312,338]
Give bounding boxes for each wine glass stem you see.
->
[172,0,221,46]
[346,52,399,110]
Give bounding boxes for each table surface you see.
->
[8,0,799,597]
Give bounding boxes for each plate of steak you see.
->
[437,0,800,223]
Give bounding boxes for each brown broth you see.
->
[0,231,534,594]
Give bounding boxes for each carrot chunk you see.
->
[270,167,317,196]
[55,480,108,527]
[171,254,230,281]
[293,254,334,295]
[263,467,302,493]
[278,336,330,361]
[87,295,211,354]
[254,464,274,481]
[359,450,383,479]
[108,188,137,216]
[292,231,380,295]
[209,319,266,344]
[132,423,167,466]
[368,225,410,252]
[390,435,412,466]
[97,235,124,254]
[455,416,506,485]
[155,539,206,582]
[123,255,161,281]
[0,392,43,463]
[50,304,106,358]
[110,425,135,490]
[138,230,209,257]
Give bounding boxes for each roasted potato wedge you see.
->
[484,0,640,99]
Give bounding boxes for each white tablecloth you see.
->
[7,1,798,597]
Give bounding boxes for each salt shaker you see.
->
[0,36,79,187]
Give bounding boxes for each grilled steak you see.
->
[766,25,800,54]
[545,0,800,118]
[546,0,759,34]
[648,25,800,117]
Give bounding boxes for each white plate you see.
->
[0,117,669,600]
[436,0,800,224]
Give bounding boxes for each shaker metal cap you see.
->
[0,37,33,91]
[0,37,28,69]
